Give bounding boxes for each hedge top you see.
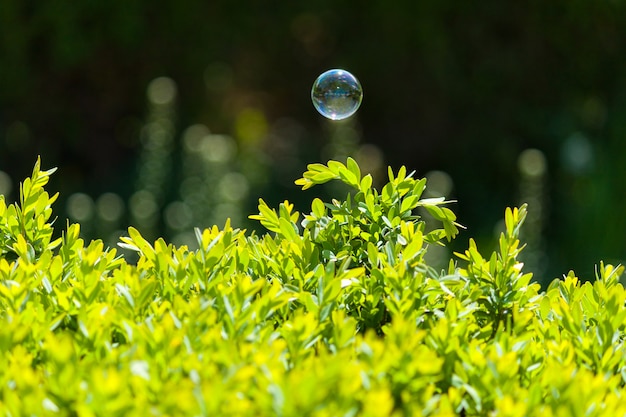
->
[0,157,625,416]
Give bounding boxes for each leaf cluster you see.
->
[0,158,625,416]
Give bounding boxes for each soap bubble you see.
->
[311,69,363,120]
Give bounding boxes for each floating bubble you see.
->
[311,69,363,120]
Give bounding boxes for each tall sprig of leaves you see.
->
[249,158,462,332]
[455,205,541,339]
[252,157,460,268]
[0,157,61,261]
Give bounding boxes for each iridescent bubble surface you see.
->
[311,69,363,120]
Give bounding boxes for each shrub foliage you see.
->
[1,157,626,416]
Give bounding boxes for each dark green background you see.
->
[2,1,626,284]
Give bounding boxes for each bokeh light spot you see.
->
[518,149,547,177]
[355,144,384,175]
[561,133,593,174]
[147,77,177,105]
[129,190,158,220]
[0,171,12,196]
[183,124,211,153]
[96,193,125,222]
[67,193,95,222]
[235,108,268,145]
[200,134,237,163]
[218,172,250,202]
[424,171,454,198]
[164,201,193,230]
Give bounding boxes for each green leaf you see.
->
[400,195,420,214]
[311,198,326,218]
[360,174,373,193]
[279,217,298,241]
[327,160,345,175]
[346,157,361,183]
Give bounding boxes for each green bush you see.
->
[1,157,625,416]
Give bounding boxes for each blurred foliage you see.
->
[1,0,626,284]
